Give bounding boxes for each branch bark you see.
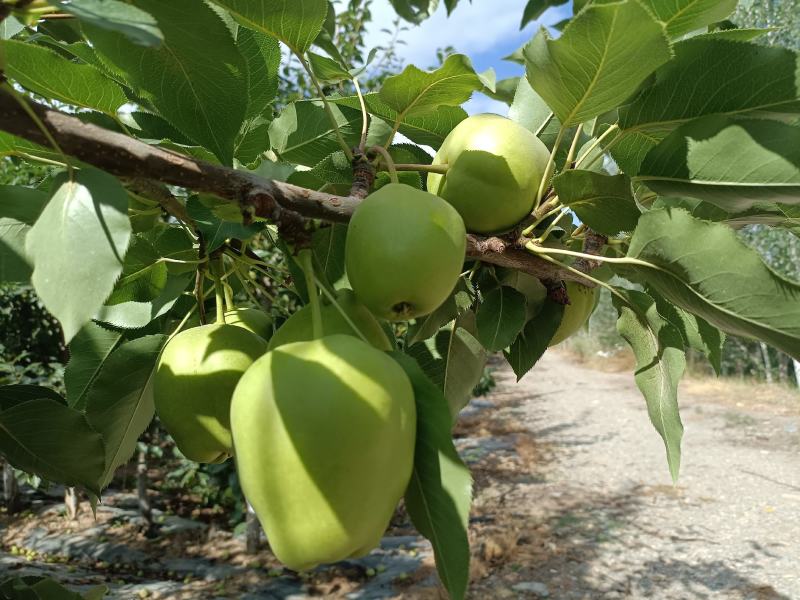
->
[0,89,591,284]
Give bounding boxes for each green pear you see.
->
[231,335,416,571]
[549,282,600,346]
[268,289,391,351]
[428,114,549,234]
[225,307,273,341]
[154,324,267,463]
[345,183,466,321]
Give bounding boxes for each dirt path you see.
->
[463,352,800,599]
[2,352,798,599]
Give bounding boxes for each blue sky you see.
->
[363,0,573,114]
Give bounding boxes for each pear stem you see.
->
[535,125,566,209]
[298,249,323,339]
[370,145,399,184]
[223,281,234,312]
[210,257,226,325]
[314,275,371,345]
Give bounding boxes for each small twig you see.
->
[353,78,369,154]
[369,145,398,184]
[195,234,208,325]
[564,126,583,170]
[535,125,566,209]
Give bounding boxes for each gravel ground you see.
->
[1,351,798,599]
[464,352,800,600]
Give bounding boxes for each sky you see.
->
[362,0,573,115]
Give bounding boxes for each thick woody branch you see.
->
[0,88,359,223]
[465,235,586,284]
[0,89,591,284]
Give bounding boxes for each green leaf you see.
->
[701,27,774,42]
[521,0,570,28]
[635,116,800,211]
[1,576,101,600]
[612,288,685,482]
[407,279,473,346]
[624,208,800,360]
[475,287,527,352]
[287,151,353,196]
[269,100,362,167]
[508,77,575,162]
[388,0,440,24]
[235,117,272,166]
[0,132,65,164]
[187,197,265,252]
[308,50,352,83]
[95,274,192,330]
[0,385,66,411]
[524,0,671,126]
[0,218,32,283]
[619,37,800,137]
[209,0,328,53]
[312,224,348,289]
[379,54,483,120]
[0,397,105,494]
[332,93,467,149]
[106,235,168,304]
[2,40,126,114]
[408,328,486,420]
[64,322,124,410]
[435,322,487,417]
[126,111,194,145]
[31,577,91,600]
[392,352,471,600]
[238,26,281,120]
[26,169,131,343]
[611,37,800,174]
[554,171,640,234]
[647,286,725,375]
[639,0,738,37]
[482,76,521,105]
[84,0,248,164]
[504,298,564,381]
[50,0,164,47]
[85,335,165,489]
[0,185,49,283]
[0,185,49,224]
[0,16,23,40]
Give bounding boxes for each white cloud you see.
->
[363,0,568,69]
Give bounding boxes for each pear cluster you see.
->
[151,113,593,571]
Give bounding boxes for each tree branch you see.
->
[0,89,591,284]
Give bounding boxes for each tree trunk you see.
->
[245,502,261,554]
[137,449,152,525]
[3,462,20,513]
[793,358,800,389]
[759,342,773,384]
[777,354,789,384]
[64,487,79,520]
